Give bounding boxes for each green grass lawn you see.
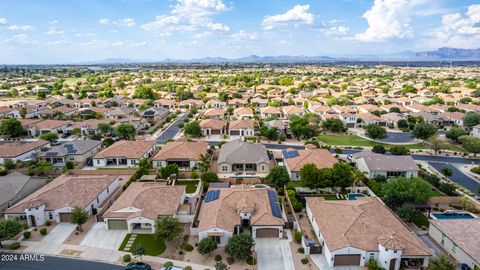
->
[412,212,429,229]
[317,134,427,149]
[175,180,199,193]
[322,194,340,200]
[119,234,166,256]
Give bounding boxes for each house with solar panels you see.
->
[194,185,284,246]
[141,107,169,122]
[282,147,338,181]
[38,140,102,167]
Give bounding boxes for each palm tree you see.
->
[459,197,472,211]
[198,153,211,173]
[427,254,456,270]
[70,207,88,232]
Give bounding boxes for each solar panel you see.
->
[268,190,282,218]
[282,150,299,159]
[45,152,58,157]
[205,190,220,202]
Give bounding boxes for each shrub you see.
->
[163,261,173,267]
[246,256,257,265]
[297,247,304,253]
[40,228,48,235]
[215,255,222,262]
[184,267,192,270]
[287,189,302,212]
[368,259,378,270]
[301,257,309,264]
[471,166,480,175]
[10,242,20,250]
[181,242,194,252]
[372,145,386,154]
[294,231,302,243]
[226,257,235,265]
[389,146,409,155]
[122,254,131,262]
[23,231,31,239]
[45,220,51,226]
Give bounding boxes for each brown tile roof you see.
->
[203,108,225,117]
[284,148,338,171]
[233,107,254,115]
[152,140,208,161]
[283,105,304,114]
[200,119,226,130]
[197,185,284,232]
[306,197,431,256]
[93,140,156,159]
[260,106,282,114]
[5,174,117,213]
[31,120,72,129]
[229,119,254,130]
[103,182,185,221]
[0,140,50,158]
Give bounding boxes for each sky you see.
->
[0,0,479,64]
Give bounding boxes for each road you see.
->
[0,254,123,270]
[156,114,187,144]
[428,162,480,196]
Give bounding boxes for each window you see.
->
[48,212,53,219]
[107,187,109,194]
[441,234,445,246]
[452,243,457,253]
[97,160,100,164]
[212,236,221,244]
[96,198,99,203]
[222,166,228,172]
[261,166,265,170]
[370,254,374,260]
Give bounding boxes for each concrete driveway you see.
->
[255,238,295,270]
[80,222,127,250]
[41,223,76,244]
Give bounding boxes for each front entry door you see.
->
[389,258,396,270]
[29,215,36,227]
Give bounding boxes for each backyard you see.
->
[175,180,199,193]
[317,134,427,149]
[119,234,166,256]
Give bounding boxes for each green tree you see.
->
[133,85,156,99]
[427,254,457,270]
[290,113,320,139]
[428,137,448,154]
[265,166,290,188]
[115,124,136,140]
[322,118,344,133]
[331,162,354,189]
[396,205,417,223]
[39,132,59,142]
[201,172,219,183]
[0,218,22,248]
[132,244,146,262]
[459,135,480,156]
[441,166,453,177]
[98,123,112,135]
[160,164,179,179]
[389,145,409,155]
[70,207,88,232]
[372,145,386,154]
[382,177,433,206]
[102,137,115,147]
[463,112,480,127]
[184,121,202,137]
[389,107,400,113]
[364,124,387,141]
[215,261,228,270]
[412,123,437,141]
[445,127,466,142]
[198,153,211,173]
[65,161,74,170]
[0,118,25,137]
[154,216,182,241]
[198,236,218,256]
[397,119,409,129]
[300,164,321,189]
[226,233,254,259]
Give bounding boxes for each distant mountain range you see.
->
[79,47,480,65]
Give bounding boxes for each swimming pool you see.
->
[431,213,476,219]
[254,184,271,189]
[347,193,367,200]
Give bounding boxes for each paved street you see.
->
[0,254,123,270]
[80,223,127,250]
[428,162,480,196]
[156,113,186,144]
[255,238,295,270]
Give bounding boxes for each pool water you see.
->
[431,213,476,219]
[254,184,271,188]
[347,193,367,200]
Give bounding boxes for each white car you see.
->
[160,267,183,270]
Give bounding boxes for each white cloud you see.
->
[428,4,480,48]
[230,30,257,41]
[0,18,7,25]
[141,0,230,33]
[45,28,65,35]
[8,24,35,31]
[3,34,37,45]
[324,26,349,37]
[74,32,96,37]
[81,39,146,49]
[354,0,429,42]
[49,19,59,24]
[262,4,314,30]
[99,18,136,26]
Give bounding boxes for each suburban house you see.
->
[103,182,186,233]
[217,139,270,176]
[66,119,111,136]
[152,140,209,171]
[0,140,50,165]
[92,140,157,168]
[142,107,169,122]
[38,140,102,167]
[429,219,480,270]
[282,105,305,118]
[105,107,136,120]
[260,106,282,119]
[0,172,47,213]
[196,185,284,245]
[200,119,226,136]
[203,108,226,120]
[472,125,480,138]
[4,174,119,227]
[0,107,21,118]
[154,99,176,109]
[228,119,255,137]
[233,107,254,119]
[352,151,419,179]
[306,197,431,270]
[26,120,72,136]
[283,147,338,181]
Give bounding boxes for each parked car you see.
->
[61,132,71,138]
[125,262,152,270]
[160,266,183,270]
[51,140,62,146]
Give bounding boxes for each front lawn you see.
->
[317,134,427,149]
[120,234,166,256]
[175,180,199,193]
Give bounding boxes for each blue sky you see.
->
[0,0,479,64]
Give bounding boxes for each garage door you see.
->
[230,130,240,135]
[211,129,221,135]
[59,213,72,222]
[256,228,279,238]
[107,219,128,230]
[334,255,361,266]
